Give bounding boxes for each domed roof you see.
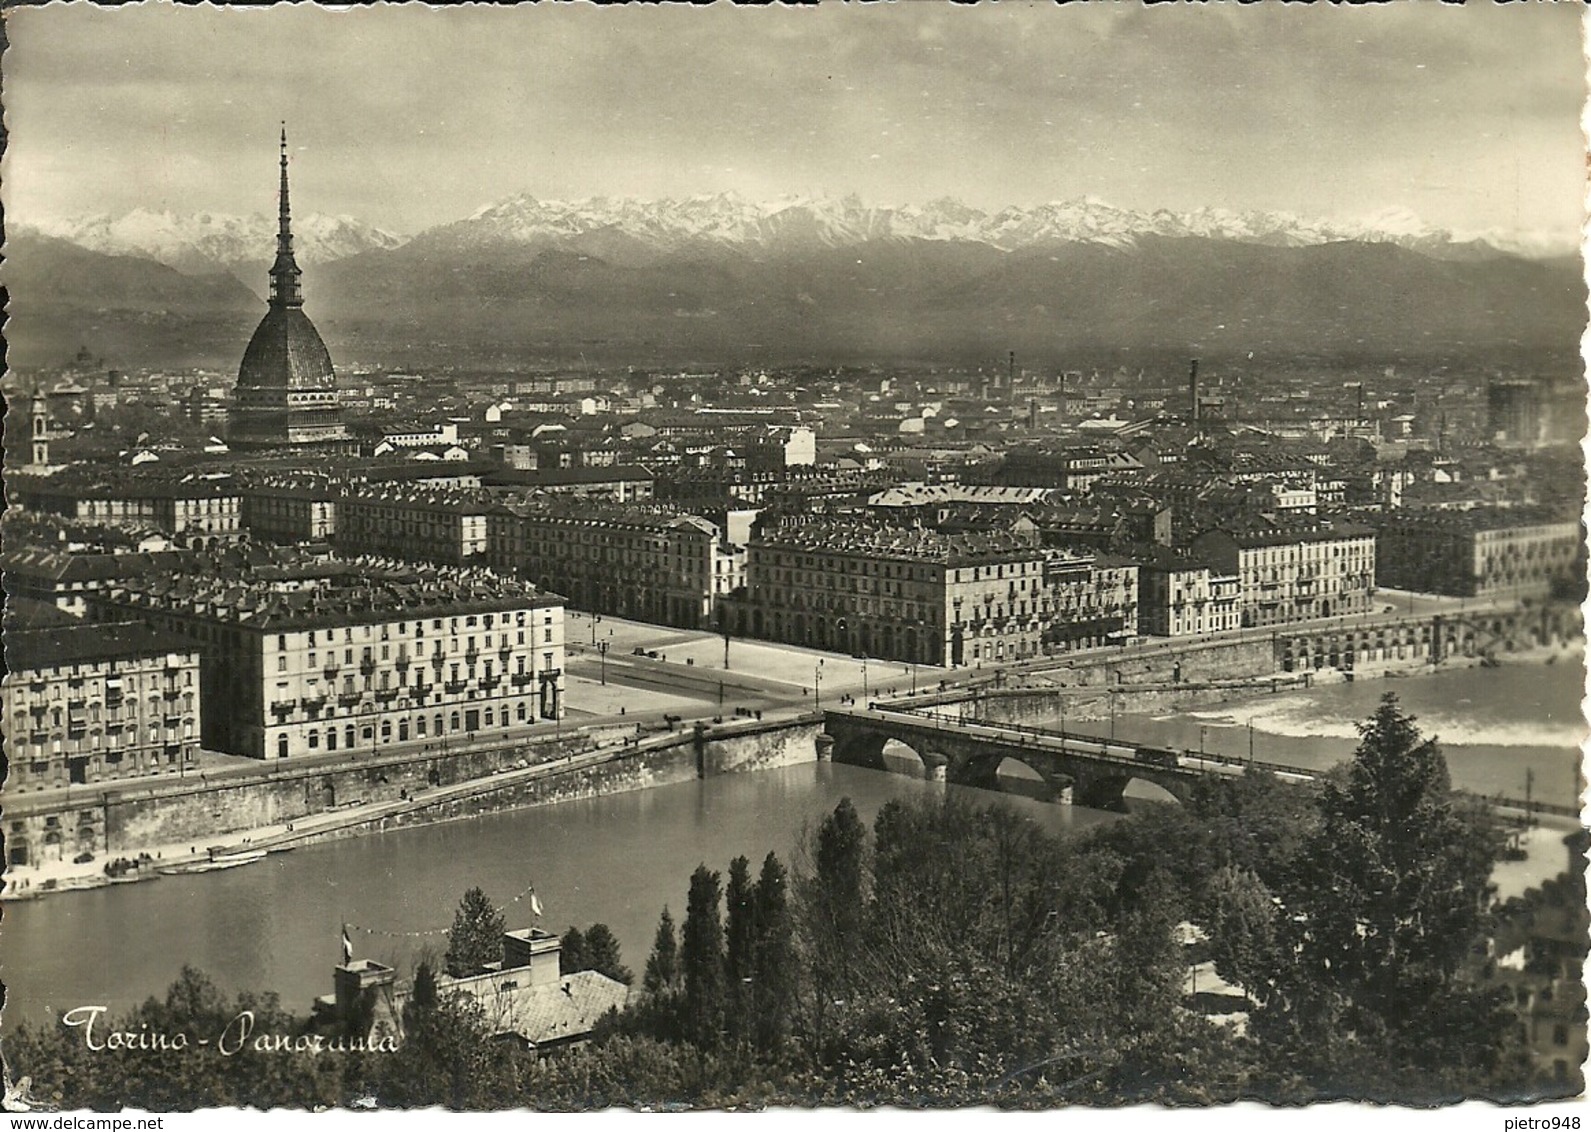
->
[237,305,335,391]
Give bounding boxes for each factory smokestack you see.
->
[1189,359,1201,423]
[1007,350,1016,390]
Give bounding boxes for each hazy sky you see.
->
[4,1,1585,246]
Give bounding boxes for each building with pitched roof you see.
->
[86,560,564,760]
[488,500,735,629]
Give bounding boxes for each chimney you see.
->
[1007,350,1016,391]
[1188,359,1201,424]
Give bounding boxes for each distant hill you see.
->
[3,234,264,370]
[9,195,1585,369]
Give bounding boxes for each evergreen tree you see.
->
[409,961,440,1017]
[811,797,869,991]
[724,855,757,1043]
[582,923,634,985]
[681,864,727,1048]
[444,887,505,978]
[560,926,588,976]
[643,906,681,997]
[1262,693,1508,1083]
[752,850,796,1054]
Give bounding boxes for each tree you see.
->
[643,906,681,997]
[1261,693,1509,1085]
[752,851,796,1054]
[681,864,727,1047]
[810,797,868,991]
[1203,864,1280,1007]
[581,923,634,986]
[560,926,588,976]
[409,961,440,1016]
[724,855,758,1043]
[445,887,505,978]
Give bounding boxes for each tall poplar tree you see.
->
[681,864,727,1048]
[724,855,758,1044]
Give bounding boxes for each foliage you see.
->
[2,966,358,1111]
[1247,693,1513,1092]
[580,923,633,987]
[642,907,681,998]
[681,865,727,1048]
[8,696,1539,1108]
[559,926,588,976]
[444,887,505,979]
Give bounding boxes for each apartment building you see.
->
[3,606,202,805]
[488,500,732,629]
[87,561,565,760]
[1189,521,1377,627]
[336,486,493,567]
[1374,509,1583,599]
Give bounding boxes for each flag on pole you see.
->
[530,890,544,918]
[341,924,354,964]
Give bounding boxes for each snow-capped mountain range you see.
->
[416,192,1566,261]
[20,194,1571,278]
[20,208,407,277]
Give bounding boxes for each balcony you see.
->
[443,679,469,695]
[374,688,400,705]
[465,649,481,666]
[323,665,340,682]
[270,700,297,718]
[511,672,534,688]
[337,691,364,707]
[300,695,327,714]
[479,676,500,693]
[359,658,377,676]
[395,654,411,670]
[162,715,184,730]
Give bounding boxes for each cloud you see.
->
[2,1,1582,246]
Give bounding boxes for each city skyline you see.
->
[3,2,1585,252]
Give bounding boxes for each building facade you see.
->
[726,520,1141,666]
[11,474,244,549]
[1189,522,1377,627]
[88,562,565,760]
[488,501,731,629]
[3,616,202,807]
[240,474,340,544]
[1374,510,1583,599]
[336,487,492,567]
[1136,550,1243,637]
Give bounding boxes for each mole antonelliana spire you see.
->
[227,125,353,452]
[270,124,303,309]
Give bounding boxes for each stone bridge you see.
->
[819,707,1283,810]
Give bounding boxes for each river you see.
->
[4,660,1584,1029]
[0,762,1117,1028]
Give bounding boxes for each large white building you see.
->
[88,559,565,760]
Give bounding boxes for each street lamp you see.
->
[598,640,609,686]
[815,658,824,711]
